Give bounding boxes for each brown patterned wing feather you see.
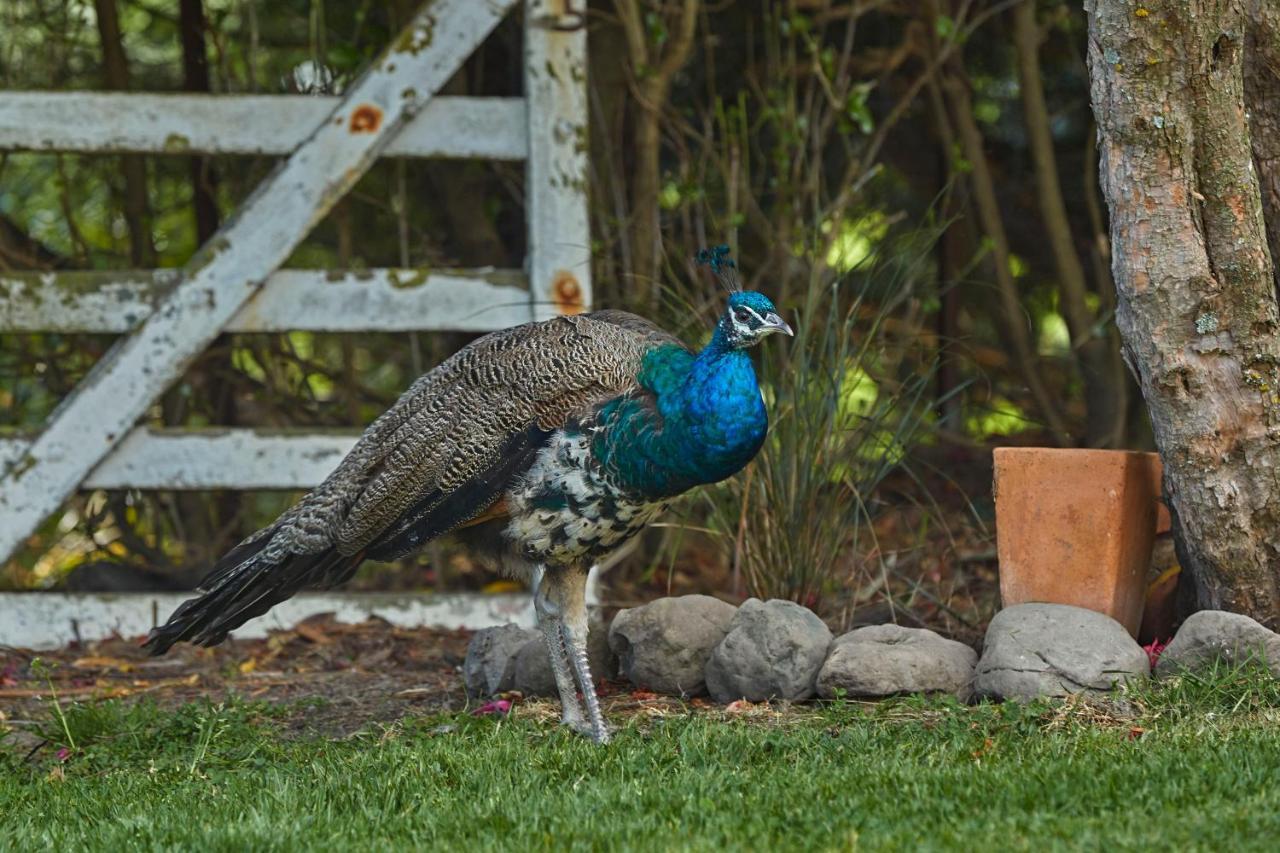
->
[264,312,684,560]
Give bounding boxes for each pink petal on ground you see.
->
[1142,639,1170,669]
[470,699,512,717]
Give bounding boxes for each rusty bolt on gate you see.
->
[349,104,383,134]
[552,271,583,315]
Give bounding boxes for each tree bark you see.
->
[1013,1,1127,447]
[1244,2,1280,287]
[1085,0,1280,624]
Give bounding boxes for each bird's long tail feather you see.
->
[143,532,363,655]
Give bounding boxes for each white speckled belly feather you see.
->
[504,430,668,567]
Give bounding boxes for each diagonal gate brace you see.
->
[0,0,517,563]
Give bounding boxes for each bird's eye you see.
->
[733,308,751,323]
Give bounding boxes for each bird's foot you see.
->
[558,699,589,733]
[563,714,611,744]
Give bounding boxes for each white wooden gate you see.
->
[0,0,589,564]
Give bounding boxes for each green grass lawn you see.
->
[3,665,1280,851]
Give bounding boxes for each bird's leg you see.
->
[532,563,606,737]
[536,566,611,744]
[531,565,588,733]
[561,619,609,745]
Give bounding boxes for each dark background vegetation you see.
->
[0,0,1144,640]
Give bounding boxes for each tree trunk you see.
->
[1085,0,1280,624]
[613,0,700,310]
[179,0,220,242]
[93,0,154,266]
[1244,3,1280,286]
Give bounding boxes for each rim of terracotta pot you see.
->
[992,447,1159,459]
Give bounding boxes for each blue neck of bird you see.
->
[593,333,768,499]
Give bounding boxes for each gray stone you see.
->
[816,624,977,700]
[463,624,538,698]
[973,603,1149,701]
[609,595,737,696]
[705,598,833,703]
[514,621,618,697]
[1154,610,1280,678]
[513,640,558,698]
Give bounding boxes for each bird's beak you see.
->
[762,312,794,337]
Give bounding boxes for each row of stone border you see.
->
[465,595,1280,702]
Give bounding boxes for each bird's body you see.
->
[146,262,790,743]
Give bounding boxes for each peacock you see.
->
[145,247,791,743]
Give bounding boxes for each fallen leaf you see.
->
[238,658,258,674]
[725,700,756,714]
[294,624,332,645]
[71,656,135,673]
[395,688,436,697]
[630,690,659,702]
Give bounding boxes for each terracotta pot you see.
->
[993,447,1162,637]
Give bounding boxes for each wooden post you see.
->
[525,0,591,320]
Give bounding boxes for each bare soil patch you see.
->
[0,616,765,741]
[1,616,480,737]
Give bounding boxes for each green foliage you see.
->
[700,227,944,609]
[5,668,1280,849]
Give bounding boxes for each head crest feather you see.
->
[695,244,742,293]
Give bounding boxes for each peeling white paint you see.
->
[0,268,532,333]
[0,94,527,160]
[78,429,358,490]
[525,0,592,321]
[0,592,533,651]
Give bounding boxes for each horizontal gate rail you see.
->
[0,429,359,491]
[0,93,526,159]
[0,268,530,333]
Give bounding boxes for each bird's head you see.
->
[697,245,793,349]
[722,291,793,348]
